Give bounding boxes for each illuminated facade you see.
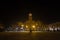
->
[5,12,60,32]
[16,12,43,31]
[47,22,60,31]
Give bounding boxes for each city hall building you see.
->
[11,12,44,31]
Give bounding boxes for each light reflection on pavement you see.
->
[0,32,60,40]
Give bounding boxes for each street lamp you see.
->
[32,25,35,28]
[26,25,28,28]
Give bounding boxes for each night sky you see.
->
[0,0,60,25]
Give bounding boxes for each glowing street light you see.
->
[32,25,35,28]
[49,27,53,31]
[26,25,28,28]
[20,24,24,30]
[21,25,24,27]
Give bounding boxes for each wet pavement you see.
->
[0,32,60,40]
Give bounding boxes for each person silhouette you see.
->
[30,28,32,33]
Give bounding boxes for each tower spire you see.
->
[28,12,32,21]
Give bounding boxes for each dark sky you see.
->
[0,0,60,25]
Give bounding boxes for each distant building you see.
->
[4,12,60,32]
[47,22,60,31]
[12,12,44,31]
